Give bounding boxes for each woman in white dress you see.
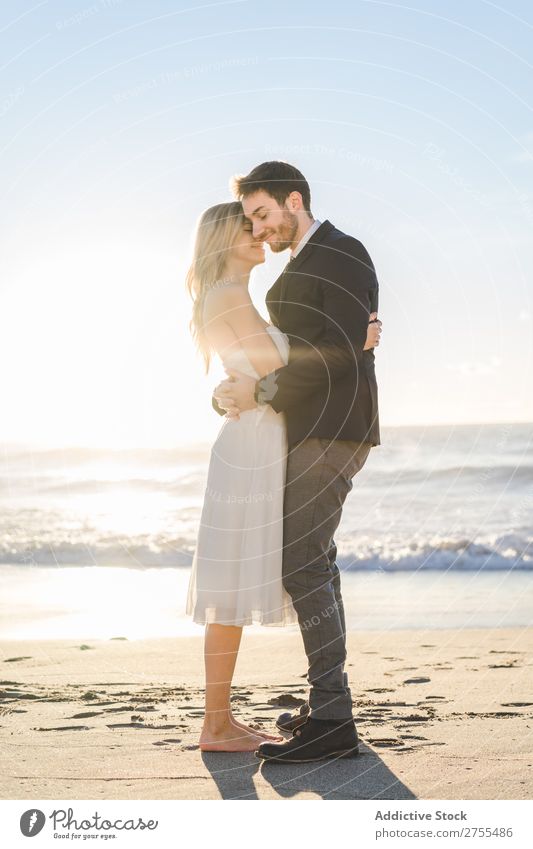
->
[186,201,295,751]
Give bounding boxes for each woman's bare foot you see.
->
[199,722,266,752]
[229,713,282,741]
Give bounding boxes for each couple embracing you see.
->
[185,161,381,763]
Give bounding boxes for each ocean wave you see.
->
[362,464,533,487]
[0,541,194,568]
[338,533,533,571]
[1,533,531,571]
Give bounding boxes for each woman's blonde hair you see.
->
[186,201,245,372]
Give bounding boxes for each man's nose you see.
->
[252,221,265,239]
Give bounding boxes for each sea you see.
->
[1,423,531,639]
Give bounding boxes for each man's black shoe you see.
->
[256,716,359,763]
[276,700,310,733]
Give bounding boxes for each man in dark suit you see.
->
[213,161,381,763]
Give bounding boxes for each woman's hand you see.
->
[364,312,382,350]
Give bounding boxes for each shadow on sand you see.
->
[201,742,417,800]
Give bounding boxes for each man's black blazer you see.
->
[213,219,380,448]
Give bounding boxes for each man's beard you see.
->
[268,210,299,253]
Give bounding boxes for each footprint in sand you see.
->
[489,650,524,654]
[120,705,158,712]
[267,694,306,708]
[246,715,275,721]
[395,742,446,752]
[395,714,432,723]
[106,722,179,729]
[366,737,405,748]
[3,657,32,663]
[0,689,39,700]
[70,711,103,719]
[81,691,101,701]
[102,706,136,714]
[403,677,431,684]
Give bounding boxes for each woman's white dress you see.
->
[186,324,297,626]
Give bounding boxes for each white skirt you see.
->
[186,405,297,626]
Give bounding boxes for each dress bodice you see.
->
[221,324,290,379]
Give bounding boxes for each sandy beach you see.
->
[1,628,532,800]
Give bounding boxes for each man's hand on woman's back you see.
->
[364,312,382,350]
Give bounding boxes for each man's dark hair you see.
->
[232,161,312,215]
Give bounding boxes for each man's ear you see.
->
[287,191,303,211]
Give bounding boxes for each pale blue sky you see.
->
[1,0,532,447]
